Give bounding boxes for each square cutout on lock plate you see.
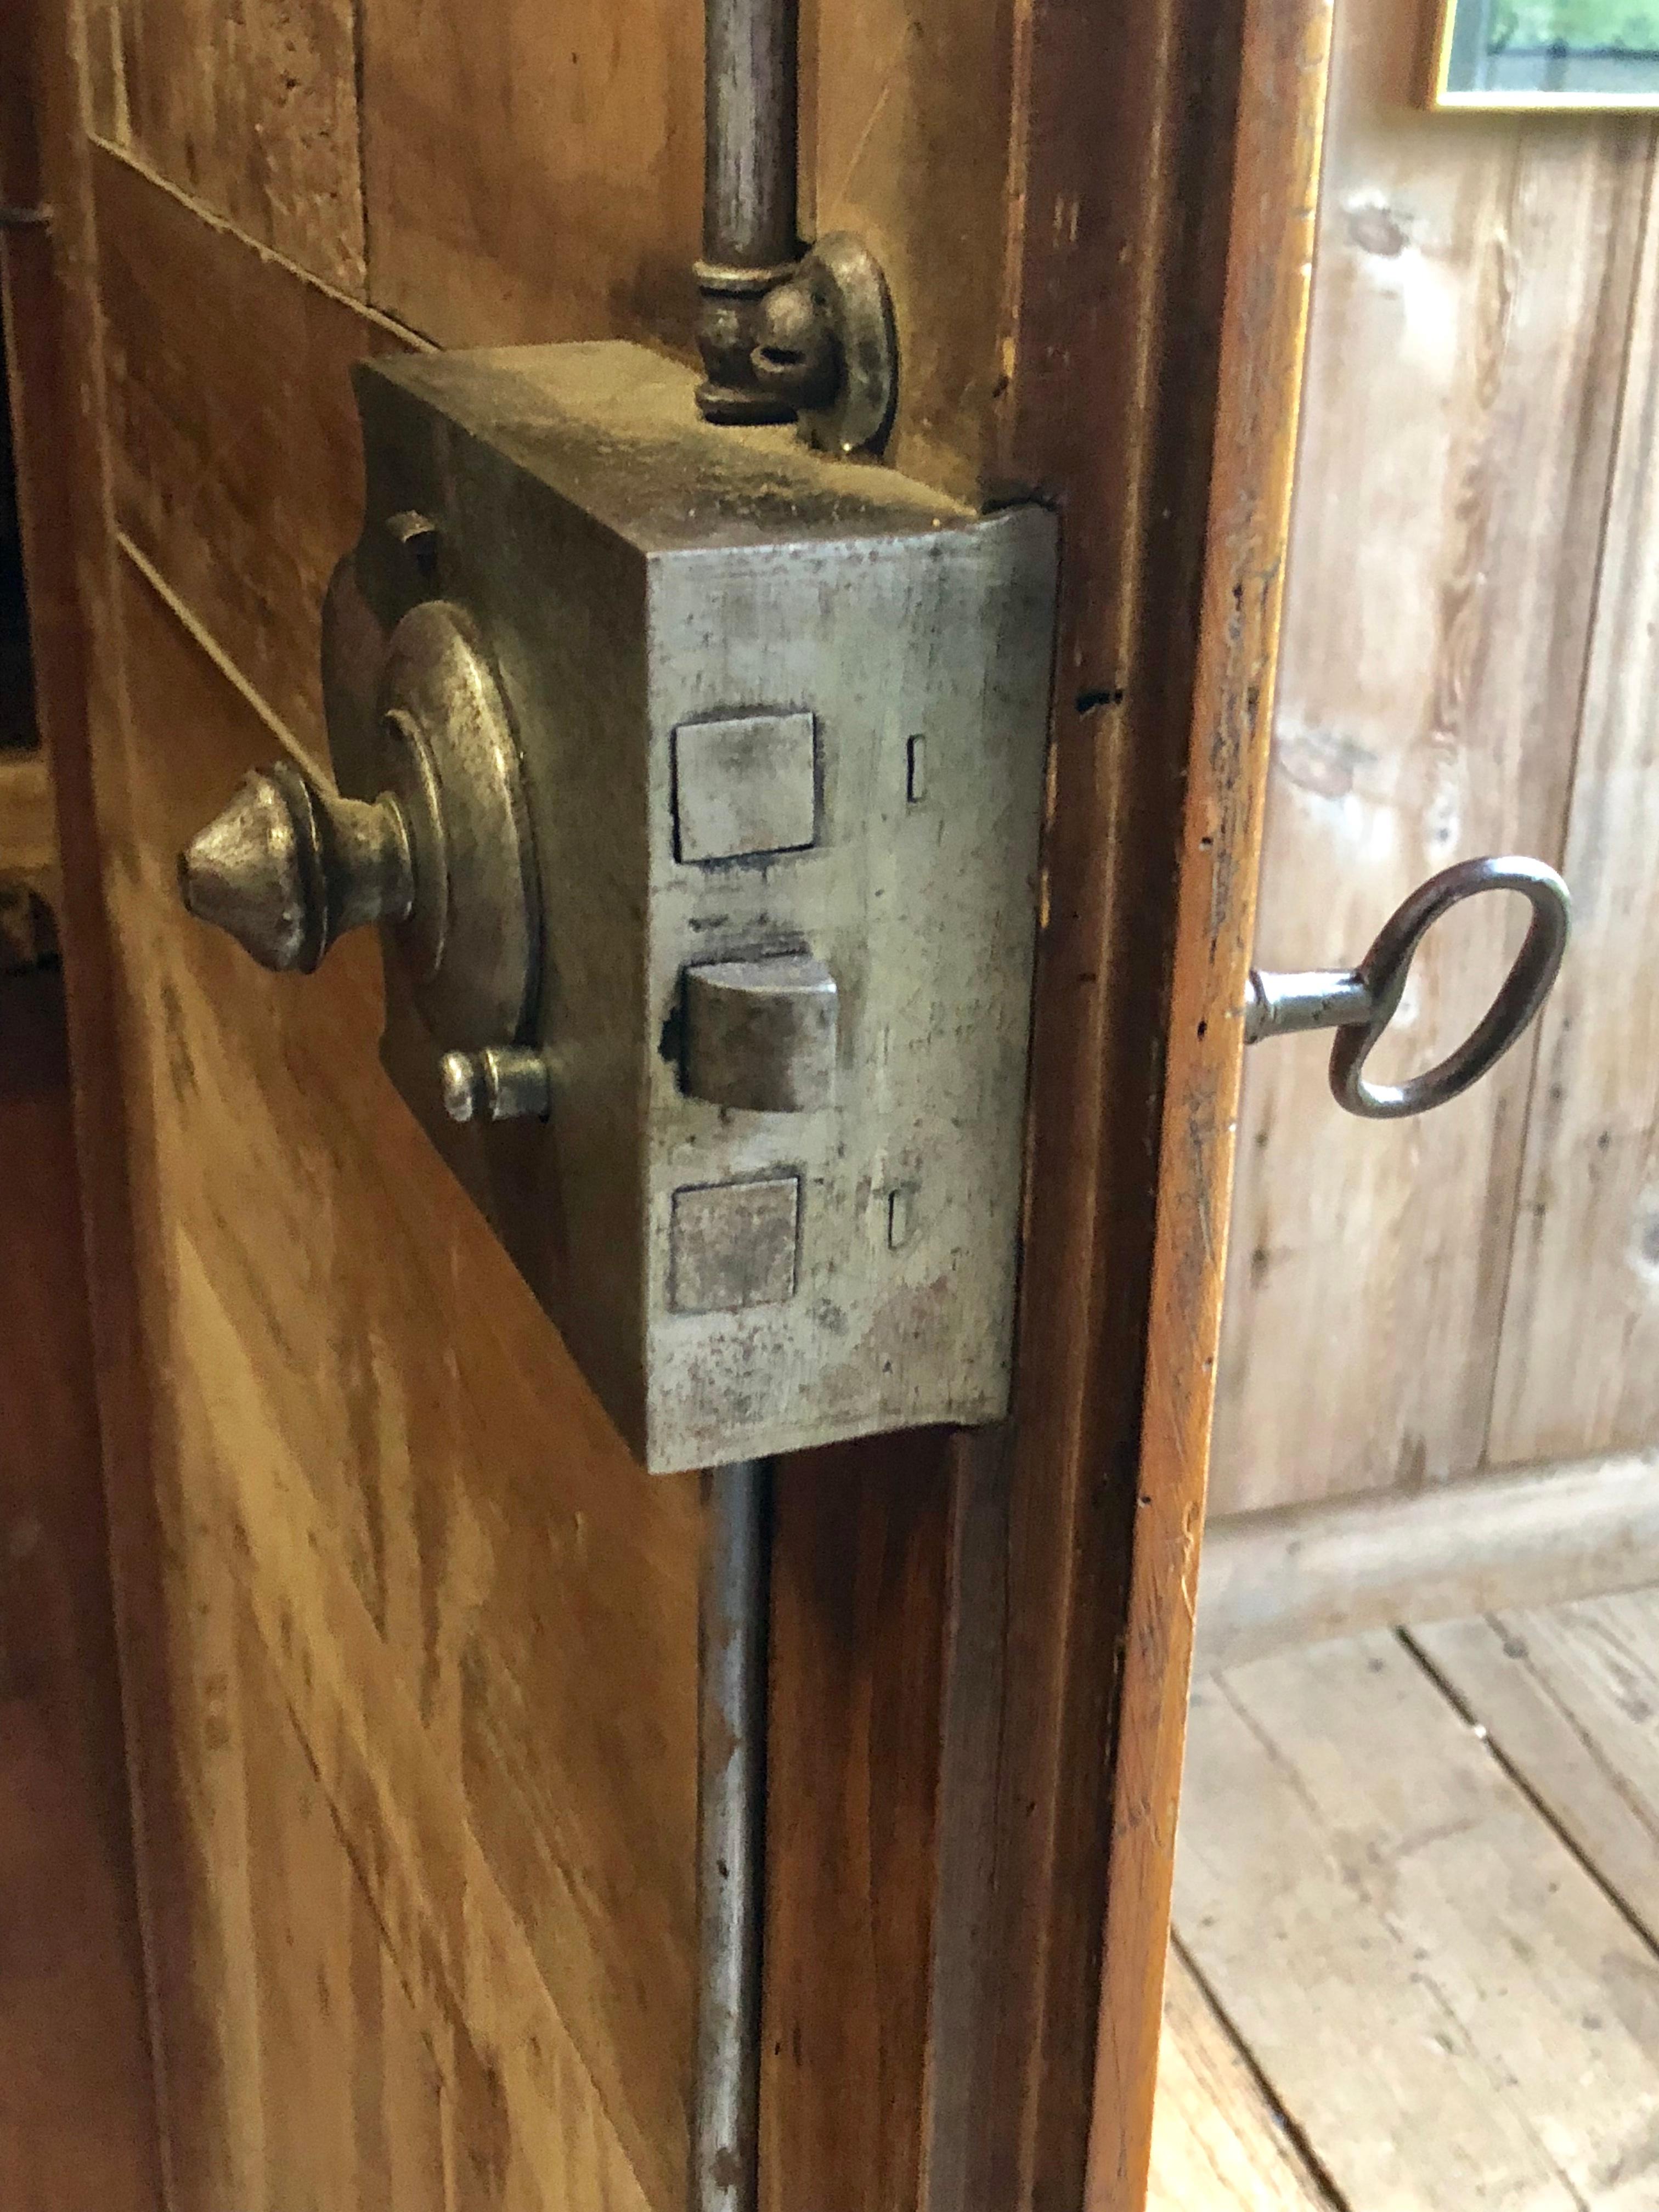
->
[673,711,816,863]
[670,1175,800,1312]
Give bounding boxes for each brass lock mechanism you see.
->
[179,342,1058,1472]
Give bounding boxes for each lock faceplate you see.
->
[318,341,1056,1471]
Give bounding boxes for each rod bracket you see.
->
[696,234,898,456]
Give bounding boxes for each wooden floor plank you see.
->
[1173,1633,1659,2210]
[1413,1590,1659,1950]
[1148,1946,1336,2212]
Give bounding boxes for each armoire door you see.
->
[1,0,1353,2205]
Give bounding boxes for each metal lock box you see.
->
[315,342,1056,1471]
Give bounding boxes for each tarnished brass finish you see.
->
[439,1045,557,1124]
[693,1458,769,2212]
[695,0,799,425]
[698,235,897,451]
[693,259,802,428]
[177,758,412,974]
[751,238,897,455]
[180,598,540,1048]
[693,0,894,444]
[748,277,838,414]
[374,600,541,1048]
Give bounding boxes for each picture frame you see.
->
[1425,0,1659,106]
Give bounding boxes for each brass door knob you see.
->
[1245,854,1571,1119]
[178,599,541,1063]
[178,758,413,974]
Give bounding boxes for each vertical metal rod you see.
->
[695,1457,770,2212]
[696,0,800,420]
[703,0,798,273]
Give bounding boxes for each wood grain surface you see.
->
[358,0,1029,495]
[1195,1447,1659,1671]
[1071,0,1336,2190]
[2,4,170,2201]
[0,976,160,2212]
[360,0,700,357]
[1146,1948,1333,2212]
[804,0,1018,498]
[95,149,411,752]
[1176,1634,1659,2210]
[758,1437,951,2212]
[7,0,1378,2203]
[139,1517,451,2212]
[920,0,1259,2163]
[113,548,699,2209]
[1413,1588,1659,1948]
[865,0,1340,2188]
[0,1701,161,2212]
[86,0,366,293]
[1209,0,1653,1514]
[1487,153,1659,1471]
[0,750,56,899]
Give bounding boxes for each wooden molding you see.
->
[918,0,1338,2193]
[1195,1451,1659,1674]
[1079,0,1336,2194]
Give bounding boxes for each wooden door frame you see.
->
[917,0,1336,2204]
[5,0,1334,2203]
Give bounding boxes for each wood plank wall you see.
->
[1210,0,1659,1516]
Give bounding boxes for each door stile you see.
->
[923,0,1338,2204]
[1,0,173,2199]
[1086,0,1336,2197]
